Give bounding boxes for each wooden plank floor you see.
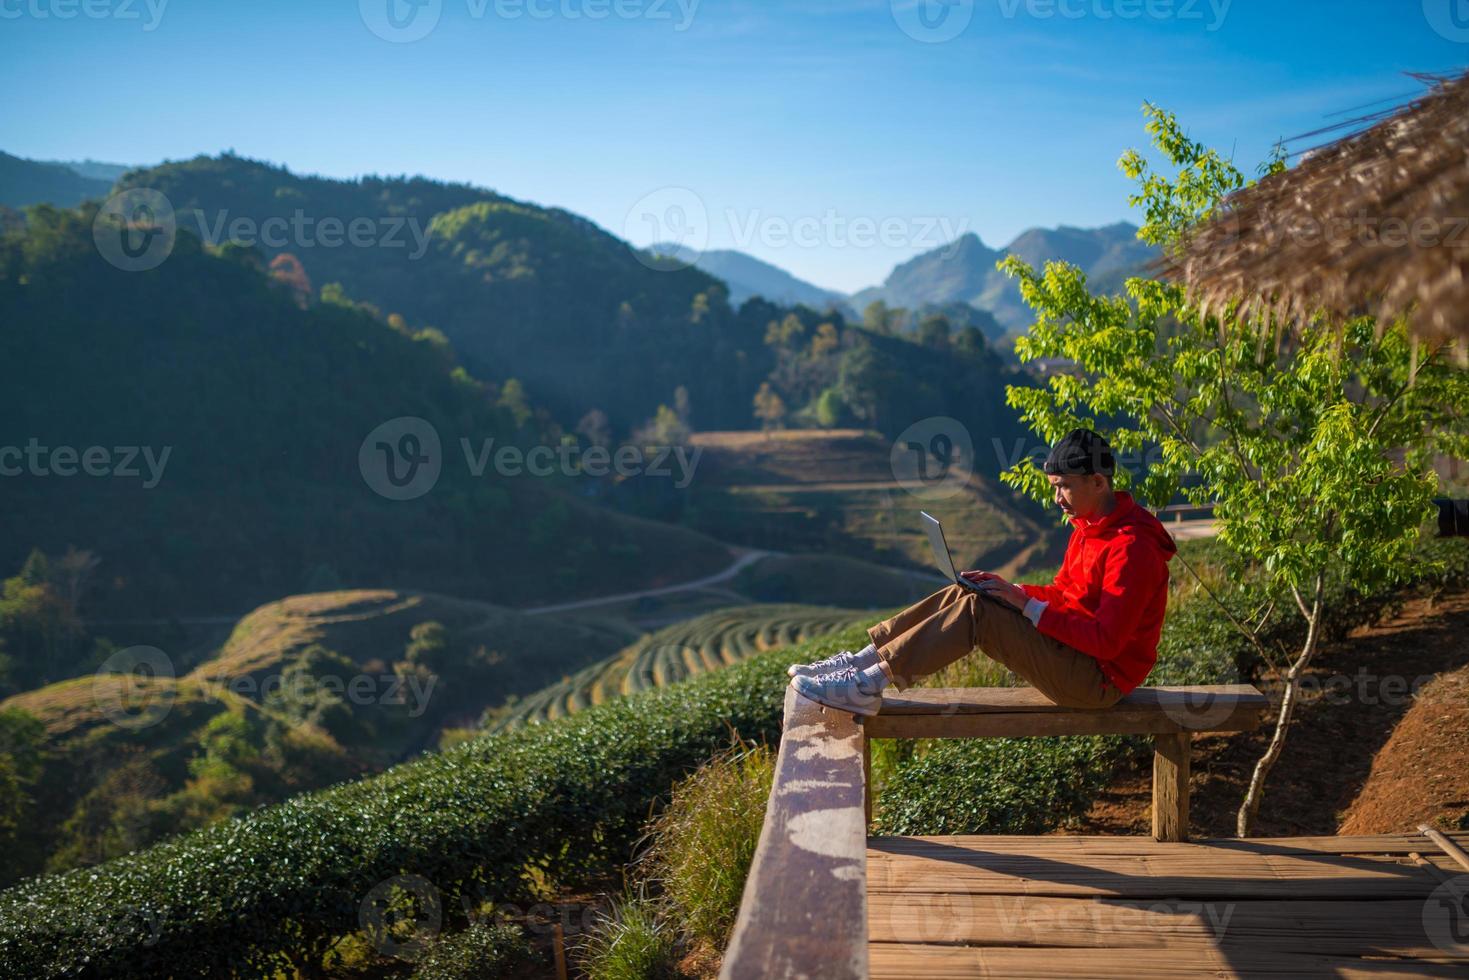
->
[868,833,1469,979]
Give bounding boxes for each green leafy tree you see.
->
[496,377,533,429]
[403,621,452,674]
[813,387,845,428]
[752,382,786,434]
[0,708,44,882]
[998,104,1469,835]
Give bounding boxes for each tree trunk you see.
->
[1235,576,1325,838]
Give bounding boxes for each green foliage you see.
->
[111,155,774,434]
[0,206,732,618]
[0,626,855,978]
[412,922,534,980]
[578,893,678,980]
[0,709,45,882]
[1001,105,1468,600]
[644,743,774,947]
[877,735,1118,836]
[0,548,108,695]
[489,605,865,732]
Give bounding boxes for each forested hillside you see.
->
[113,155,775,432]
[0,205,731,622]
[0,152,112,209]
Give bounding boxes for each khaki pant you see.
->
[868,584,1123,709]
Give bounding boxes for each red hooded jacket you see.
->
[1019,492,1177,694]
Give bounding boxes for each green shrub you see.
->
[578,893,678,980]
[643,743,773,948]
[412,922,534,980]
[0,626,868,979]
[876,735,1120,835]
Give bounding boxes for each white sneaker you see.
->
[787,647,878,678]
[790,667,883,717]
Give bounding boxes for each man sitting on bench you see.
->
[788,428,1178,716]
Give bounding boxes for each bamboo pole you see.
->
[1419,824,1469,874]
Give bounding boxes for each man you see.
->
[788,428,1177,716]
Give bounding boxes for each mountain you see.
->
[113,154,778,434]
[653,244,849,311]
[39,159,133,183]
[851,223,1156,334]
[0,151,113,208]
[0,204,731,620]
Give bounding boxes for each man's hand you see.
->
[961,570,1028,611]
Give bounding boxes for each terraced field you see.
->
[487,603,870,731]
[683,429,1052,577]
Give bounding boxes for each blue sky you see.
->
[3,0,1465,291]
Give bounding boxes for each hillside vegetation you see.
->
[680,429,1051,572]
[3,538,1464,977]
[0,152,112,209]
[0,204,731,619]
[112,154,770,434]
[0,586,630,883]
[487,603,868,732]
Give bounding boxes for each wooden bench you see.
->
[862,684,1268,842]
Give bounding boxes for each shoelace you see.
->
[823,666,859,684]
[806,651,854,671]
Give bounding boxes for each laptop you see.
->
[921,511,1001,601]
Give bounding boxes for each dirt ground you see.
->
[1070,586,1469,838]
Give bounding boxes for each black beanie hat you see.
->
[1043,428,1115,477]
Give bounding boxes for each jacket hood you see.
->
[1074,492,1178,557]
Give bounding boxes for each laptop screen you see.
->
[920,511,958,584]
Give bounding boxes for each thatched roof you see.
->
[1166,70,1469,348]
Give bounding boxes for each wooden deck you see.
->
[721,689,1469,979]
[868,832,1469,978]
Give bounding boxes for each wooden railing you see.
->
[1156,501,1218,523]
[721,682,1267,978]
[721,686,869,979]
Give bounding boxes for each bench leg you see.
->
[862,730,872,829]
[1152,733,1190,843]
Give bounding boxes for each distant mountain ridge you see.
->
[652,243,849,311]
[0,151,114,208]
[40,158,134,183]
[851,222,1156,334]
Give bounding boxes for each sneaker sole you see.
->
[789,678,882,717]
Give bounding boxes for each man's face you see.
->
[1048,472,1110,520]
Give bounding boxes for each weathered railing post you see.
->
[721,686,868,979]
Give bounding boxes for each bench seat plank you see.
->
[865,684,1267,739]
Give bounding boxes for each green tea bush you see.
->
[642,743,774,947]
[411,922,533,980]
[876,735,1119,835]
[0,627,867,979]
